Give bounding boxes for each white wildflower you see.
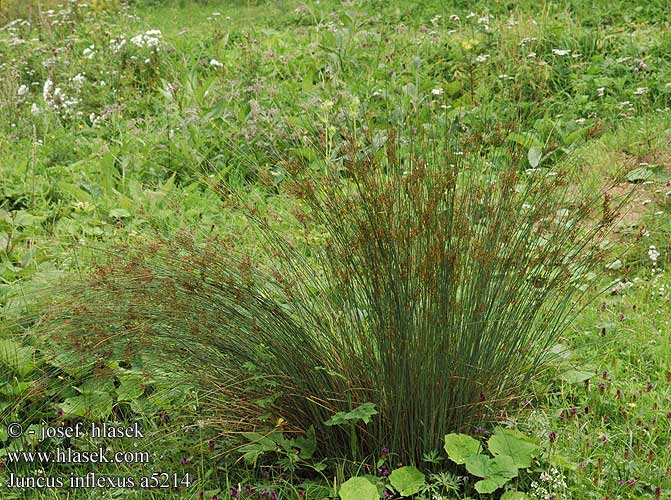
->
[43,79,53,101]
[131,30,162,49]
[209,59,223,68]
[17,84,29,96]
[552,49,571,56]
[597,86,605,96]
[83,45,95,59]
[31,103,40,115]
[431,87,444,95]
[649,246,660,263]
[634,87,648,95]
[449,14,460,21]
[70,73,85,88]
[110,35,127,52]
[130,35,144,47]
[519,37,537,45]
[475,54,490,62]
[607,259,623,270]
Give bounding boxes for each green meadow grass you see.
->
[1,0,671,498]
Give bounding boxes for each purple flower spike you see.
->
[548,431,557,443]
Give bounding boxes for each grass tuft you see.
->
[35,120,621,466]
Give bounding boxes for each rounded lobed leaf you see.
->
[487,428,538,469]
[444,433,482,465]
[339,477,378,500]
[389,466,425,497]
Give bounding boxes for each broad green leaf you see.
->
[239,432,280,465]
[488,429,538,468]
[563,126,590,145]
[444,433,482,464]
[465,454,491,478]
[626,167,653,183]
[508,131,543,148]
[61,391,113,420]
[109,208,131,219]
[77,378,114,395]
[528,147,542,168]
[475,477,504,494]
[501,491,528,500]
[324,402,377,426]
[0,380,34,397]
[389,466,425,496]
[489,454,519,480]
[12,211,43,227]
[560,369,594,384]
[470,455,518,493]
[550,452,578,471]
[51,351,94,378]
[294,426,317,459]
[549,343,573,359]
[116,376,145,401]
[0,338,34,376]
[339,477,378,500]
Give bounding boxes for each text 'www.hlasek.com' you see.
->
[2,421,193,490]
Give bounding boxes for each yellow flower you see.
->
[461,39,479,51]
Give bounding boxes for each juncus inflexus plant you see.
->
[34,117,621,464]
